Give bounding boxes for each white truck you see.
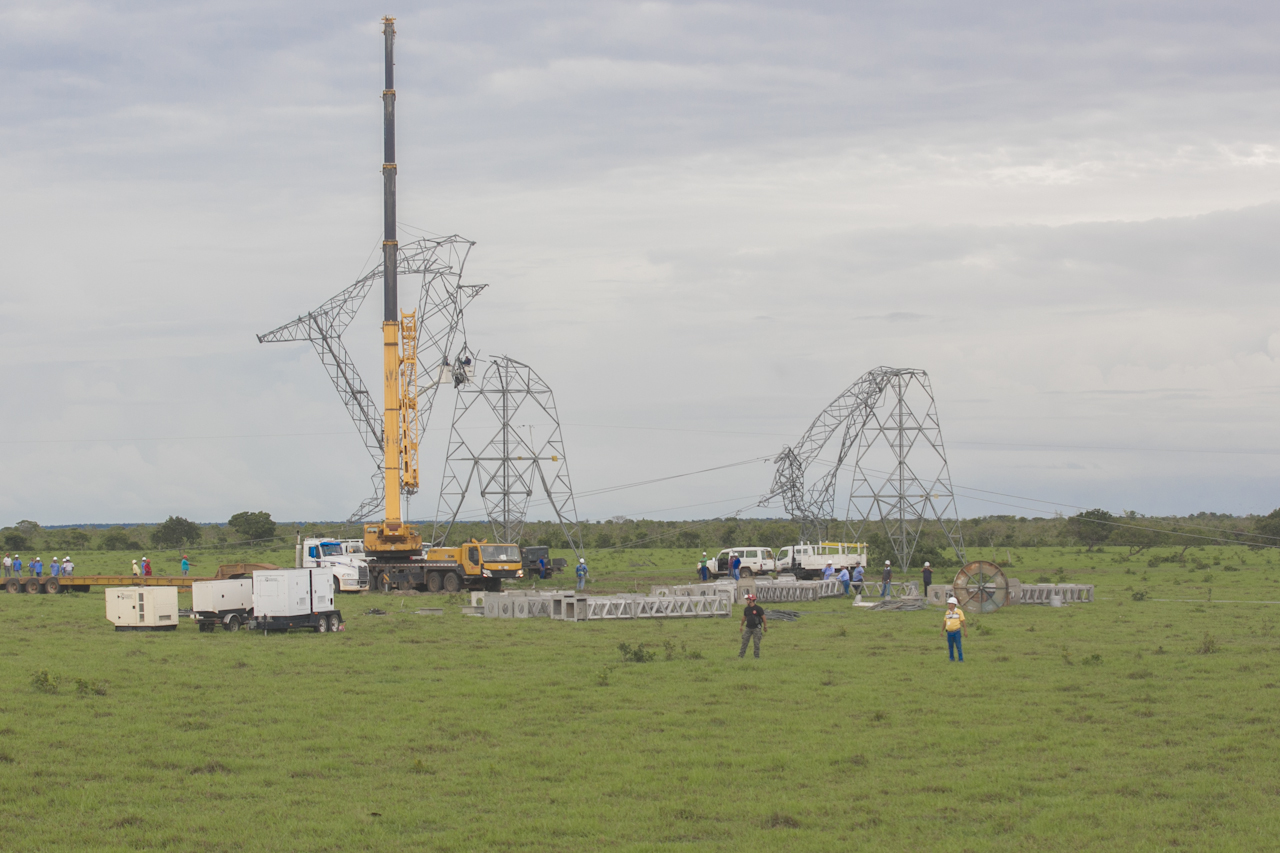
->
[301,537,369,593]
[774,542,868,580]
[707,547,777,577]
[189,569,345,634]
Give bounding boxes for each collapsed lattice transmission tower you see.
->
[764,366,964,569]
[434,356,583,556]
[258,235,486,522]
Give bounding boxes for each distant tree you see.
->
[151,516,202,549]
[1066,509,1114,551]
[14,520,40,535]
[228,511,276,542]
[3,531,28,550]
[1254,508,1280,547]
[101,528,141,552]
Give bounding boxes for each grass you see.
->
[1,545,1278,851]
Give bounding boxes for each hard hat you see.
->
[826,560,833,565]
[924,562,930,567]
[947,596,959,604]
[885,560,891,565]
[745,593,757,601]
[579,557,585,563]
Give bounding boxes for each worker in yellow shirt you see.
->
[942,596,967,662]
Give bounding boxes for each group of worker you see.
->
[129,555,192,577]
[2,554,74,578]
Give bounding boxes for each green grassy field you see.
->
[2,545,1279,851]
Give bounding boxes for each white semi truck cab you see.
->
[301,538,369,593]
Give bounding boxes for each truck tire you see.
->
[4,579,19,594]
[24,579,41,594]
[328,614,341,632]
[225,614,242,632]
[741,568,754,578]
[442,572,461,593]
[44,577,61,595]
[426,572,443,593]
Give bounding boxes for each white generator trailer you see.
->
[251,568,344,634]
[191,578,254,632]
[106,587,179,632]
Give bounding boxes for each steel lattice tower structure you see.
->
[258,235,486,522]
[765,366,964,568]
[433,356,583,556]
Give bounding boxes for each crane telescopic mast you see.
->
[365,15,422,556]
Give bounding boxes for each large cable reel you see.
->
[952,561,1010,613]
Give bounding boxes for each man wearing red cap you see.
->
[738,593,767,659]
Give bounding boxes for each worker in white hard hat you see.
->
[575,557,588,591]
[698,552,710,582]
[62,556,74,577]
[132,559,141,577]
[942,596,967,662]
[881,560,892,598]
[823,560,835,580]
[921,561,934,596]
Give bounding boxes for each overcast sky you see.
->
[3,1,1280,527]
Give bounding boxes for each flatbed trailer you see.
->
[5,575,199,595]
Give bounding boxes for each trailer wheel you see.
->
[43,577,61,595]
[442,573,461,594]
[328,614,341,632]
[316,616,328,633]
[24,579,41,594]
[4,579,19,594]
[224,614,242,632]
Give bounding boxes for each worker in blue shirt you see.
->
[851,563,865,596]
[730,554,741,581]
[576,557,588,590]
[12,555,22,578]
[32,557,42,578]
[538,556,547,580]
[837,565,850,596]
[181,555,190,576]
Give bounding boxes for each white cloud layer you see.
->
[3,1,1280,524]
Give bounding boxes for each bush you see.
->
[618,643,656,663]
[1196,633,1219,655]
[31,670,59,694]
[101,528,141,552]
[3,532,28,551]
[1131,591,1148,601]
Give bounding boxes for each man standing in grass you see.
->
[12,555,21,579]
[2,553,9,578]
[852,562,864,596]
[32,556,42,578]
[921,561,933,596]
[823,560,835,580]
[942,596,967,662]
[576,557,588,591]
[181,555,190,577]
[738,593,767,659]
[730,553,741,581]
[837,565,850,596]
[698,553,709,582]
[881,560,892,598]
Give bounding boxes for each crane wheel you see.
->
[442,573,461,594]
[426,572,443,593]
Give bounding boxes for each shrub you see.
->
[228,511,276,542]
[1131,591,1148,601]
[618,643,656,663]
[31,670,59,694]
[1196,633,1219,655]
[1082,653,1103,666]
[152,516,202,548]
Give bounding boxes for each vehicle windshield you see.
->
[481,544,521,563]
[319,543,343,557]
[344,542,363,554]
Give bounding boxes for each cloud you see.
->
[3,1,1280,524]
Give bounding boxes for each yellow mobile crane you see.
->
[362,19,522,592]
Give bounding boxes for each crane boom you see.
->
[365,15,422,556]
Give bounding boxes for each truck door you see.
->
[468,545,480,574]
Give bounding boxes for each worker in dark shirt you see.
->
[921,561,933,596]
[738,593,767,659]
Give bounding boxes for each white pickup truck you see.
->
[774,542,868,580]
[707,547,776,577]
[301,538,369,593]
